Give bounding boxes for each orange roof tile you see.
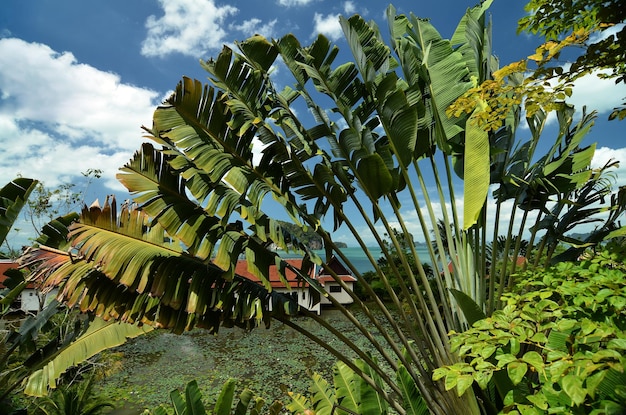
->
[235,259,315,289]
[0,260,30,289]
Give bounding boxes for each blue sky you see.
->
[1,0,625,246]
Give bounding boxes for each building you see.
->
[2,255,358,315]
[235,256,357,314]
[316,256,357,306]
[0,260,42,313]
[235,258,322,315]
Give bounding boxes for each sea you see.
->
[281,245,432,274]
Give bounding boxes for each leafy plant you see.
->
[24,316,152,397]
[145,378,282,415]
[1,178,150,409]
[0,178,38,259]
[288,358,428,415]
[33,372,113,415]
[434,242,626,414]
[20,2,626,414]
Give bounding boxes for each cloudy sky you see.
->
[2,0,625,246]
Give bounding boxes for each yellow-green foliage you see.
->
[434,242,626,414]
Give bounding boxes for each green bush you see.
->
[434,242,626,414]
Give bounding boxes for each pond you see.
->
[99,307,396,414]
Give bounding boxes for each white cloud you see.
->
[592,146,626,188]
[588,23,625,44]
[251,137,269,167]
[277,0,315,6]
[230,18,278,39]
[141,0,238,58]
[343,1,356,14]
[0,38,159,191]
[313,13,343,41]
[566,68,626,115]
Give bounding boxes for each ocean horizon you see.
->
[281,245,432,275]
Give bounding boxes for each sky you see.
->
[1,0,625,247]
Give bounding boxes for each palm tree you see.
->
[21,2,625,414]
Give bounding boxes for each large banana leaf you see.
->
[22,198,299,335]
[397,365,429,415]
[333,361,359,415]
[463,107,491,229]
[23,317,153,396]
[0,177,38,244]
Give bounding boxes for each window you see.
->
[329,285,342,293]
[302,291,306,300]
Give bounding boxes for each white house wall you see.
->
[18,288,58,313]
[20,289,41,313]
[320,282,354,305]
[274,287,321,315]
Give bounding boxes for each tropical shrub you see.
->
[145,378,283,415]
[434,242,626,414]
[288,357,428,415]
[33,371,113,415]
[1,178,150,412]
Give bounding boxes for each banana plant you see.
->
[147,378,282,415]
[288,358,428,415]
[33,372,113,415]
[20,2,625,415]
[0,178,38,250]
[1,188,151,404]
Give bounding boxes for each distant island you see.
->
[278,221,347,250]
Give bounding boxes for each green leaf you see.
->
[0,177,38,244]
[237,35,278,72]
[333,361,359,415]
[24,318,153,397]
[496,353,517,367]
[472,370,493,390]
[356,153,393,199]
[450,288,487,326]
[444,370,459,391]
[507,361,528,385]
[522,351,544,372]
[170,388,187,415]
[286,392,310,414]
[308,372,335,415]
[397,365,428,415]
[456,374,474,397]
[591,349,622,363]
[463,108,490,230]
[525,392,548,410]
[214,379,236,415]
[355,358,388,415]
[607,339,626,350]
[561,374,586,406]
[234,388,254,415]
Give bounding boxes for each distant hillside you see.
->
[278,221,346,249]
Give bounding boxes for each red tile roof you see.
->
[235,259,316,288]
[0,260,18,289]
[0,260,37,289]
